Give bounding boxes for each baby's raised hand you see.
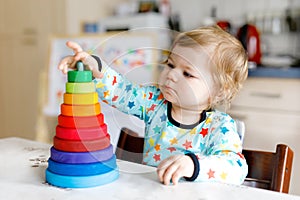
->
[58,41,103,78]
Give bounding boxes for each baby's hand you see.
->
[58,41,103,78]
[157,154,194,185]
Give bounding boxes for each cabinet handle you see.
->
[250,92,281,99]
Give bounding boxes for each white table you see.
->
[0,137,299,200]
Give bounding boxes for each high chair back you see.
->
[242,144,293,193]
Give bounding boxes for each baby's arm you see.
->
[192,119,247,185]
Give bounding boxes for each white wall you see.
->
[65,0,124,34]
[170,0,300,31]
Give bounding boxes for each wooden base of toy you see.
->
[45,168,119,188]
[47,155,117,176]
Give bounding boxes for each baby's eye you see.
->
[167,63,175,68]
[183,71,194,78]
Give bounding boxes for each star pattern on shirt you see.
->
[200,128,208,138]
[149,137,154,147]
[154,144,161,151]
[96,82,105,89]
[182,140,192,150]
[112,76,117,85]
[103,90,110,98]
[169,137,178,145]
[190,128,197,135]
[160,114,167,122]
[125,84,132,92]
[112,95,118,102]
[128,101,135,109]
[160,131,167,139]
[148,92,153,99]
[153,125,161,134]
[147,104,156,113]
[205,117,212,124]
[220,171,228,180]
[220,126,229,134]
[142,91,146,99]
[153,154,161,162]
[167,147,176,153]
[207,169,215,179]
[133,89,138,97]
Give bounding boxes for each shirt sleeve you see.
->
[192,116,248,185]
[93,65,162,122]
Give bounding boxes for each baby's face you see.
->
[159,44,214,112]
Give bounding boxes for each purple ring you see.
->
[50,145,113,164]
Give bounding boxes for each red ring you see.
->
[55,124,108,140]
[58,114,104,128]
[53,135,111,152]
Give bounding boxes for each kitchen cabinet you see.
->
[228,77,300,195]
[0,0,66,140]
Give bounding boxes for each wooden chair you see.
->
[116,127,294,193]
[242,144,293,193]
[116,127,145,164]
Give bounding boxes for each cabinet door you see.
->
[228,108,300,195]
[232,78,300,112]
[0,0,65,139]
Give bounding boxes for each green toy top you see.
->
[67,61,92,83]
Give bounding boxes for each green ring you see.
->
[68,71,92,83]
[66,82,95,94]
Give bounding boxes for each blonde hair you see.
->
[171,25,248,109]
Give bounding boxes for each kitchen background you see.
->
[0,0,299,195]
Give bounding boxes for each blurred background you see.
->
[0,0,299,195]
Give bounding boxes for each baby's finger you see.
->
[66,41,83,53]
[171,169,182,185]
[58,56,74,74]
[74,52,90,63]
[162,164,178,185]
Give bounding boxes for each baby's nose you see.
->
[167,68,180,82]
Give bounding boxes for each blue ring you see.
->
[47,155,117,176]
[50,145,113,164]
[46,168,119,188]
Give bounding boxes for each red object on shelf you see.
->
[237,24,262,65]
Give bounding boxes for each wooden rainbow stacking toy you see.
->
[45,62,119,188]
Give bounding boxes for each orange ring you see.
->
[55,124,108,140]
[61,103,101,116]
[53,135,111,152]
[58,114,104,128]
[64,93,98,105]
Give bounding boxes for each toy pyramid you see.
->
[46,62,119,188]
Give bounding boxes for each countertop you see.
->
[1,137,300,200]
[248,66,300,79]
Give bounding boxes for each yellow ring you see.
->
[66,82,95,94]
[61,103,101,116]
[64,93,98,105]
